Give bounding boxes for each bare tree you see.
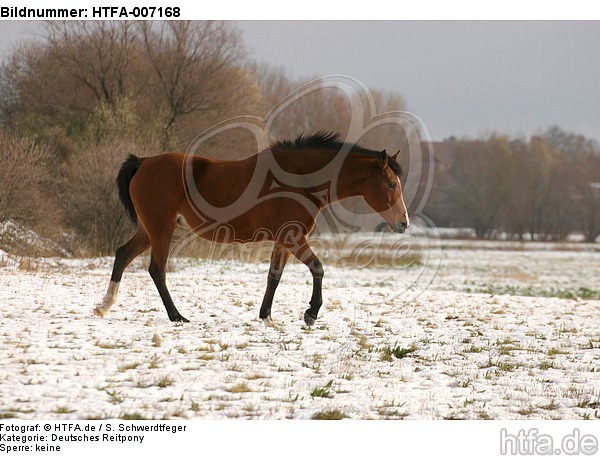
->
[60,140,144,255]
[44,22,140,110]
[248,62,408,145]
[0,22,145,154]
[446,136,513,239]
[519,137,562,240]
[542,127,600,241]
[139,21,249,151]
[572,153,600,243]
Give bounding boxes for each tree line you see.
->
[425,128,600,242]
[0,21,598,256]
[0,21,407,255]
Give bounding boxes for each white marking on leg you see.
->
[94,281,120,317]
[262,316,275,328]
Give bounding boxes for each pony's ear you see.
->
[392,150,401,161]
[378,150,388,168]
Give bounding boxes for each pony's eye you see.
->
[388,182,397,190]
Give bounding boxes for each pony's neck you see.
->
[269,147,376,206]
[333,153,375,202]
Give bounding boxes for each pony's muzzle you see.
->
[390,218,409,234]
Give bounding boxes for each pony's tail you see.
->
[117,154,142,226]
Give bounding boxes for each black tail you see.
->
[117,154,142,226]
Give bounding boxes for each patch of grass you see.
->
[526,330,547,340]
[539,360,555,370]
[24,358,42,365]
[465,345,484,353]
[442,369,461,378]
[377,400,408,419]
[245,372,267,381]
[444,413,466,420]
[54,406,77,414]
[451,378,473,388]
[6,404,35,414]
[95,340,125,349]
[557,324,578,335]
[242,404,258,414]
[539,400,559,411]
[106,390,124,404]
[120,412,149,420]
[564,287,598,300]
[312,409,348,420]
[227,382,252,394]
[517,407,536,417]
[466,284,600,300]
[335,250,422,270]
[311,387,333,399]
[118,361,141,372]
[283,392,300,403]
[278,339,297,351]
[378,409,409,419]
[576,399,591,408]
[497,361,519,372]
[156,375,175,388]
[478,355,523,375]
[149,354,160,369]
[380,342,418,361]
[190,400,201,412]
[355,333,373,352]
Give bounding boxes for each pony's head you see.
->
[362,150,409,233]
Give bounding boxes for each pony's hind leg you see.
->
[95,228,150,317]
[147,227,189,323]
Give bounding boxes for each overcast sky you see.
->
[1,20,599,142]
[238,21,600,142]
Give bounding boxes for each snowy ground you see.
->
[1,234,599,420]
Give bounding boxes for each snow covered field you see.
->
[1,234,599,420]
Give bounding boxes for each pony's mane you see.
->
[270,131,403,177]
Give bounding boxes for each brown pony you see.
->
[94,132,409,326]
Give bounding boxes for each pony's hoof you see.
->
[262,316,276,328]
[170,314,190,323]
[94,307,105,317]
[303,310,317,326]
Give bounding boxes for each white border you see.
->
[4,0,600,20]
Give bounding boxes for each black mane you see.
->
[270,131,403,177]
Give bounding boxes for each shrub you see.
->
[60,140,142,255]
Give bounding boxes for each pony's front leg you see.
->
[291,243,324,326]
[259,243,290,327]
